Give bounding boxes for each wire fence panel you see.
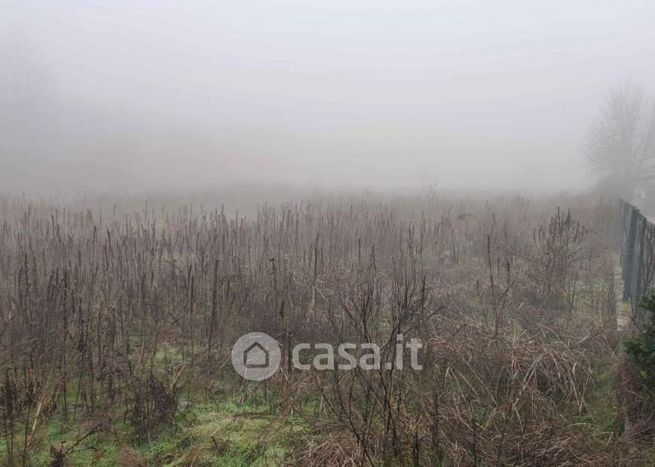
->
[619,199,655,321]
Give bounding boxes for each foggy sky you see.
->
[2,0,655,195]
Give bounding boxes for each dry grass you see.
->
[0,192,642,465]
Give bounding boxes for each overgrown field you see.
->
[0,192,649,465]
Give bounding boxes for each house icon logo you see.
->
[231,332,281,381]
[243,341,269,368]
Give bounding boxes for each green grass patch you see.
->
[2,394,308,466]
[573,356,621,435]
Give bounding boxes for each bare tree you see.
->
[0,31,59,192]
[587,84,655,200]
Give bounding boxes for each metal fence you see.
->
[619,199,655,316]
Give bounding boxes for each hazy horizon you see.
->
[2,0,654,195]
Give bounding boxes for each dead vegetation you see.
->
[0,192,646,465]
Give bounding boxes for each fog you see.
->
[2,0,654,195]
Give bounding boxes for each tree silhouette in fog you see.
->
[587,84,655,201]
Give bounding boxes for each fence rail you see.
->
[619,199,655,317]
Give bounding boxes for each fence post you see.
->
[623,204,638,302]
